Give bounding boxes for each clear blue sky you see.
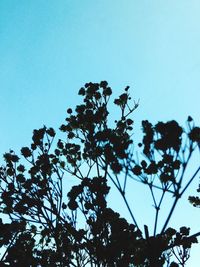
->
[0,1,200,265]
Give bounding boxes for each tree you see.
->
[0,81,199,267]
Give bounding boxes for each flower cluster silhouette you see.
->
[0,82,199,266]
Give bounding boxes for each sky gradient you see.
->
[0,1,200,265]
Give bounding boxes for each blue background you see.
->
[0,1,199,265]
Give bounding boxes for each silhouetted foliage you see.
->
[0,82,199,266]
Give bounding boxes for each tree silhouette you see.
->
[0,82,199,266]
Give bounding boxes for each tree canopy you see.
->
[0,82,199,267]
